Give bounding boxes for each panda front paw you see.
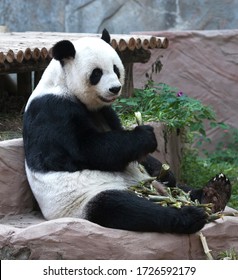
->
[174,206,207,234]
[134,125,157,154]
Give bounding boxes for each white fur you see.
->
[25,162,150,220]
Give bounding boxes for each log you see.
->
[24,48,32,60]
[6,49,14,63]
[161,37,169,48]
[118,38,127,51]
[135,38,142,49]
[149,36,157,48]
[32,48,41,61]
[16,50,24,63]
[40,47,48,60]
[127,37,136,51]
[0,52,5,64]
[111,39,118,50]
[142,38,149,50]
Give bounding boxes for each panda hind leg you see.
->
[140,155,176,187]
[85,189,207,234]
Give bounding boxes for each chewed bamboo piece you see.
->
[199,232,214,260]
[135,111,143,125]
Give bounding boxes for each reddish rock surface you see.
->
[133,29,238,150]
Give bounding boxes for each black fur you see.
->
[140,155,177,187]
[101,28,111,44]
[23,94,157,173]
[52,40,76,64]
[86,189,207,234]
[113,64,120,79]
[90,68,103,85]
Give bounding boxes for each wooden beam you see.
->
[34,70,44,89]
[122,63,134,98]
[17,72,32,101]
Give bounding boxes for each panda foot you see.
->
[174,206,207,234]
[201,173,232,213]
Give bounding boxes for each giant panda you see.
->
[23,29,223,234]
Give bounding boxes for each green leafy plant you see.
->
[217,248,238,260]
[113,82,217,139]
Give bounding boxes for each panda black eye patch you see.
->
[113,65,120,79]
[90,68,103,85]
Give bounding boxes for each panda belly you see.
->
[25,161,151,220]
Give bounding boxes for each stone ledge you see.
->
[0,211,237,260]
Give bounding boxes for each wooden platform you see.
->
[0,32,169,98]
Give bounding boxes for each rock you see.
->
[1,0,238,33]
[0,138,37,215]
[0,211,237,259]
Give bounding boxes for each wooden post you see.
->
[34,70,44,89]
[118,48,151,98]
[17,72,32,101]
[122,63,134,98]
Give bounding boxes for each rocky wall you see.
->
[1,0,238,33]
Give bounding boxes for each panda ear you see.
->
[101,29,111,45]
[52,40,76,64]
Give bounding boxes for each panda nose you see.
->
[109,86,121,95]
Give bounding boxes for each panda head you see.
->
[51,29,125,110]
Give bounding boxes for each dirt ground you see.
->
[0,95,24,141]
[0,113,23,141]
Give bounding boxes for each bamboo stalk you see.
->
[199,232,214,260]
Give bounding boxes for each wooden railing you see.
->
[0,32,168,99]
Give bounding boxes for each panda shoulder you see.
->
[25,94,88,120]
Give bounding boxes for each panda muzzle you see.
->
[98,95,118,103]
